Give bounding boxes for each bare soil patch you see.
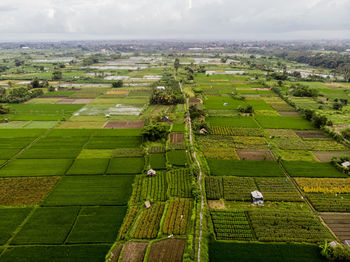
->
[0,177,60,206]
[121,242,148,262]
[108,244,123,262]
[321,213,350,242]
[148,239,186,262]
[56,99,94,104]
[295,130,327,139]
[208,200,226,210]
[170,133,185,143]
[278,111,300,116]
[189,97,202,103]
[313,151,350,162]
[104,121,144,129]
[236,149,274,161]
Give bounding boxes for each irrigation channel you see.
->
[178,81,204,262]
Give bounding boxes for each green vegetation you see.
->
[207,159,284,177]
[209,241,327,262]
[43,175,134,206]
[282,161,347,178]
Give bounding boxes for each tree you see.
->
[292,84,318,97]
[333,102,343,111]
[142,123,169,141]
[52,71,62,80]
[112,80,123,88]
[189,104,206,119]
[0,105,9,114]
[174,58,180,72]
[30,78,40,89]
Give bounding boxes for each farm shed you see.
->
[341,161,350,168]
[251,191,264,205]
[147,169,156,176]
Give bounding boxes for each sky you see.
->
[0,0,349,41]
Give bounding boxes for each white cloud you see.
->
[0,0,349,40]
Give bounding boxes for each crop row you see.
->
[210,210,254,241]
[206,177,301,202]
[249,211,333,243]
[307,193,350,212]
[210,126,264,137]
[295,178,350,194]
[167,169,192,198]
[162,198,192,235]
[130,172,168,204]
[131,203,165,239]
[118,206,139,240]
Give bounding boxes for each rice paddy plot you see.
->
[167,150,188,166]
[0,159,73,177]
[149,153,166,169]
[0,128,45,138]
[255,116,316,129]
[207,159,284,177]
[0,148,20,159]
[66,158,110,175]
[86,136,142,149]
[77,149,114,158]
[0,137,36,149]
[0,208,31,244]
[18,148,82,159]
[66,206,127,243]
[204,96,246,110]
[209,241,327,262]
[0,245,111,262]
[207,116,258,128]
[43,175,134,206]
[23,121,58,128]
[32,136,89,148]
[11,206,80,244]
[282,161,347,178]
[107,157,144,174]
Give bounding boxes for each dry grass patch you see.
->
[236,149,274,161]
[208,200,226,210]
[121,242,149,262]
[295,130,327,139]
[170,133,184,143]
[278,111,300,116]
[321,213,350,242]
[104,121,144,129]
[0,177,60,206]
[313,151,350,162]
[148,239,186,262]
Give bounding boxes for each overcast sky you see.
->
[0,0,349,41]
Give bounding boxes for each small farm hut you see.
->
[200,128,208,134]
[251,190,264,205]
[341,161,350,168]
[145,201,151,209]
[147,169,156,177]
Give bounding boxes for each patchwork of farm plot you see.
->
[0,57,194,262]
[191,71,350,261]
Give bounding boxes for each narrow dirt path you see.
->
[179,81,204,262]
